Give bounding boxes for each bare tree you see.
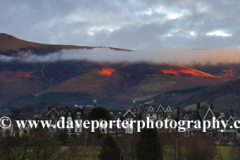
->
[20,105,35,117]
[0,129,66,160]
[37,101,46,116]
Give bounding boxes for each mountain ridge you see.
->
[0,33,131,57]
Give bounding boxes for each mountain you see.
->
[0,33,131,56]
[0,33,239,113]
[152,77,240,114]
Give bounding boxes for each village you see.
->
[2,100,239,146]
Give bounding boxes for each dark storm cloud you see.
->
[0,0,240,49]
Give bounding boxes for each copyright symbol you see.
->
[0,116,11,129]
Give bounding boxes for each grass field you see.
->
[62,145,238,160]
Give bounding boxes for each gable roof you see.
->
[165,106,173,112]
[141,103,173,113]
[203,107,215,120]
[198,107,209,119]
[183,114,189,120]
[228,116,234,121]
[147,106,155,112]
[179,111,199,120]
[46,108,60,116]
[215,112,231,121]
[156,105,165,112]
[123,110,136,117]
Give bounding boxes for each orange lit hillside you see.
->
[98,68,116,76]
[161,68,215,77]
[0,71,33,78]
[222,69,234,78]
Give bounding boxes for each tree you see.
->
[0,129,66,160]
[20,104,35,117]
[98,135,121,160]
[10,106,20,117]
[137,128,163,160]
[116,132,139,160]
[88,106,112,121]
[185,135,216,160]
[36,101,46,116]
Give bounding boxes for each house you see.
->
[99,101,137,135]
[214,109,238,140]
[137,102,175,132]
[177,102,238,140]
[46,104,85,137]
[1,115,31,137]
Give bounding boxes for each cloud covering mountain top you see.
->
[1,48,240,65]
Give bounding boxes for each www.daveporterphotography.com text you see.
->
[9,117,240,133]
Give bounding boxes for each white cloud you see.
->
[2,48,240,65]
[206,30,232,37]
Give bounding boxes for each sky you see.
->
[1,0,240,50]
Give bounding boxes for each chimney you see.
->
[177,106,180,117]
[93,100,98,108]
[48,105,51,111]
[210,102,213,110]
[65,105,68,109]
[168,102,171,106]
[230,108,233,116]
[197,102,200,111]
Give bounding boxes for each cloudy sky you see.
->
[1,0,240,50]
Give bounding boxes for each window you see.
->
[150,114,153,117]
[168,115,171,118]
[52,127,55,132]
[208,132,212,136]
[126,126,133,134]
[117,128,121,133]
[68,112,71,117]
[220,113,225,117]
[68,128,71,132]
[159,114,163,119]
[109,128,114,133]
[61,112,64,117]
[51,112,55,117]
[77,112,81,118]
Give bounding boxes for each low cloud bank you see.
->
[1,48,240,65]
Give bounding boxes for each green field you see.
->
[62,145,238,160]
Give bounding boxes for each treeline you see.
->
[2,92,93,108]
[2,92,117,114]
[151,86,209,106]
